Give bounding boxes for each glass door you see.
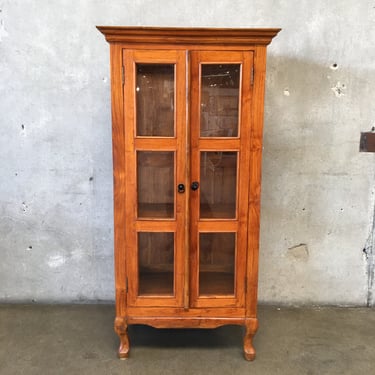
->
[189,51,254,308]
[124,49,187,307]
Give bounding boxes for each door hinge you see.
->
[121,66,125,85]
[250,66,254,86]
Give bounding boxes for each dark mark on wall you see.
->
[359,132,375,152]
[89,176,94,181]
[363,221,375,306]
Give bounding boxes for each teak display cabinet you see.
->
[97,26,280,360]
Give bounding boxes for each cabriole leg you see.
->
[114,317,130,359]
[243,318,259,361]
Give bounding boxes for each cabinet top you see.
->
[97,26,281,46]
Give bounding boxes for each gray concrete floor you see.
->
[0,305,374,375]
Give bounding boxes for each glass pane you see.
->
[200,64,240,137]
[200,151,237,219]
[199,233,235,295]
[137,151,174,218]
[138,232,174,296]
[136,64,175,137]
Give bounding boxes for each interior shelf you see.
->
[139,272,174,296]
[200,203,236,219]
[138,271,235,297]
[138,203,237,219]
[138,203,174,219]
[199,272,234,295]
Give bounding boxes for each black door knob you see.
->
[191,181,199,191]
[177,184,185,193]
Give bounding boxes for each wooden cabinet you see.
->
[97,27,280,360]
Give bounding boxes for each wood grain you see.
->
[109,44,127,320]
[246,46,267,319]
[97,26,281,46]
[98,26,280,360]
[127,316,246,328]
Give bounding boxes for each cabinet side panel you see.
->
[109,44,126,317]
[238,51,254,308]
[246,46,267,317]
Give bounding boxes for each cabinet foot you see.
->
[115,317,130,359]
[243,318,259,361]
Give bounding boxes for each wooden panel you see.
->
[126,307,246,317]
[198,139,240,149]
[245,46,267,318]
[198,221,238,232]
[109,43,127,319]
[134,138,177,149]
[135,221,176,231]
[127,316,245,328]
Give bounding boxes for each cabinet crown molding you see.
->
[96,26,281,45]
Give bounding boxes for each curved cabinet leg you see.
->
[243,318,259,361]
[114,317,130,359]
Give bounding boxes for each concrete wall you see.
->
[0,0,374,305]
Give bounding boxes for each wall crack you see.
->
[363,199,375,307]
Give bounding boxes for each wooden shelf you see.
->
[200,203,236,219]
[199,272,234,295]
[139,272,174,296]
[138,203,237,219]
[138,271,234,297]
[138,203,174,219]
